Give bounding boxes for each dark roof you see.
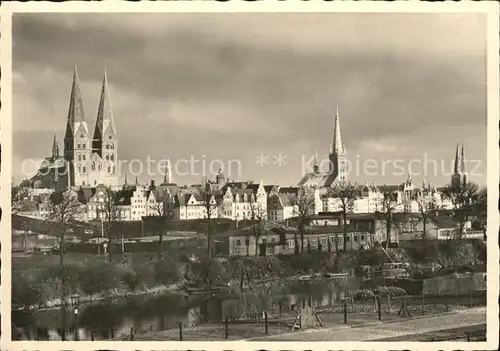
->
[305,225,371,234]
[77,187,96,204]
[431,216,458,229]
[278,187,299,195]
[376,185,402,193]
[214,220,299,238]
[115,189,134,206]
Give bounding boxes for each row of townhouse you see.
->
[22,173,454,225]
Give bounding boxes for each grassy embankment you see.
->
[12,239,486,311]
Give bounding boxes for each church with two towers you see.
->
[30,66,119,190]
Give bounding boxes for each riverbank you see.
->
[12,241,486,311]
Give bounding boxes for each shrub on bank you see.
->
[374,286,407,298]
[12,272,44,309]
[353,289,375,301]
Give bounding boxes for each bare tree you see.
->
[199,184,218,258]
[150,194,176,261]
[377,191,403,250]
[443,180,480,239]
[292,187,316,254]
[416,198,435,240]
[99,186,121,261]
[475,187,487,239]
[247,199,267,257]
[47,190,83,267]
[329,181,358,252]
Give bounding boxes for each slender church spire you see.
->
[460,144,466,174]
[163,158,173,184]
[65,64,85,138]
[453,142,460,174]
[93,69,116,155]
[52,133,59,158]
[313,149,319,173]
[332,105,344,155]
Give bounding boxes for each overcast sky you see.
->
[12,12,487,187]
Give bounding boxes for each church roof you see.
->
[30,157,69,190]
[65,65,85,138]
[93,70,116,139]
[298,172,337,188]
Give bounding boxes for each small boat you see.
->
[323,272,348,279]
[298,275,312,281]
[183,283,228,294]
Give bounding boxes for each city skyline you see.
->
[12,13,487,187]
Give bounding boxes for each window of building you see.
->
[235,239,241,246]
[346,236,350,242]
[108,166,111,173]
[311,239,318,248]
[361,235,365,241]
[82,143,86,149]
[321,238,327,246]
[110,154,114,161]
[77,144,81,149]
[354,235,358,242]
[82,167,86,173]
[288,240,295,248]
[109,136,112,139]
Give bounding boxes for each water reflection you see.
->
[12,277,361,340]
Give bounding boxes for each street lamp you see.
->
[70,293,80,341]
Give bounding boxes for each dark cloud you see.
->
[11,13,487,186]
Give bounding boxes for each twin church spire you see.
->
[63,65,116,150]
[59,64,118,187]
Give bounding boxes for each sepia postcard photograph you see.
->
[1,1,499,350]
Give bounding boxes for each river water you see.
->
[12,277,363,340]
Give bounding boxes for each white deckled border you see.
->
[1,1,498,351]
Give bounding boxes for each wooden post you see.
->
[377,296,381,321]
[91,330,94,341]
[421,291,425,316]
[343,301,347,324]
[466,332,470,342]
[224,316,229,339]
[179,322,183,341]
[264,311,268,334]
[130,327,134,341]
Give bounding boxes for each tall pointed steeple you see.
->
[163,158,173,184]
[453,142,460,174]
[52,133,59,158]
[332,105,344,155]
[313,149,319,173]
[451,142,467,186]
[460,144,466,174]
[93,69,116,156]
[65,64,85,138]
